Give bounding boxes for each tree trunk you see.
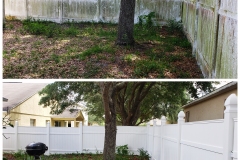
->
[100,83,117,160]
[116,0,136,45]
[103,116,117,160]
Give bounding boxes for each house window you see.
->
[54,121,61,127]
[185,111,190,122]
[30,119,36,126]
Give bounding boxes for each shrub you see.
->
[138,148,151,159]
[116,144,130,155]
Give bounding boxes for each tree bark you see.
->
[99,82,127,160]
[116,0,136,46]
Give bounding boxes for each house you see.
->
[183,81,237,122]
[3,82,86,127]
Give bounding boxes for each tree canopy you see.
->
[39,82,214,125]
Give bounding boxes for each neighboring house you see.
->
[183,81,237,122]
[3,83,86,127]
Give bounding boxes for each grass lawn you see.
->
[3,18,203,78]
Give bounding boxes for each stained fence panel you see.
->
[155,0,182,22]
[215,0,238,78]
[5,0,27,19]
[62,0,99,22]
[100,0,121,23]
[195,0,219,77]
[182,0,197,43]
[27,0,60,21]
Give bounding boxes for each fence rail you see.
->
[3,94,238,160]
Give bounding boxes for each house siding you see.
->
[10,93,52,127]
[184,89,237,122]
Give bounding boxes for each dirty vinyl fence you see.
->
[3,94,238,160]
[182,0,237,78]
[4,0,182,24]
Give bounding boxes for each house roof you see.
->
[2,83,48,111]
[183,81,237,108]
[51,109,83,119]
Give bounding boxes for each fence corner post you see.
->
[14,121,18,152]
[223,94,238,160]
[46,121,50,155]
[79,121,83,153]
[177,111,185,160]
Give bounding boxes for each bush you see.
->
[116,144,130,155]
[138,148,151,159]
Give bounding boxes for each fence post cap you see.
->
[224,94,237,106]
[161,116,166,120]
[178,111,185,118]
[224,94,237,113]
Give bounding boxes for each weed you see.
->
[134,60,165,77]
[50,53,61,63]
[13,150,26,158]
[65,25,79,37]
[138,12,155,28]
[116,144,130,155]
[9,23,14,29]
[138,148,151,159]
[79,45,103,60]
[116,145,135,160]
[166,19,182,33]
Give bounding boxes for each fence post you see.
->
[192,0,199,56]
[223,94,238,160]
[146,122,150,153]
[46,122,50,155]
[59,0,63,23]
[79,122,83,153]
[152,120,156,159]
[177,111,185,160]
[160,116,166,160]
[14,121,18,152]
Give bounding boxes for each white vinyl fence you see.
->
[3,94,238,160]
